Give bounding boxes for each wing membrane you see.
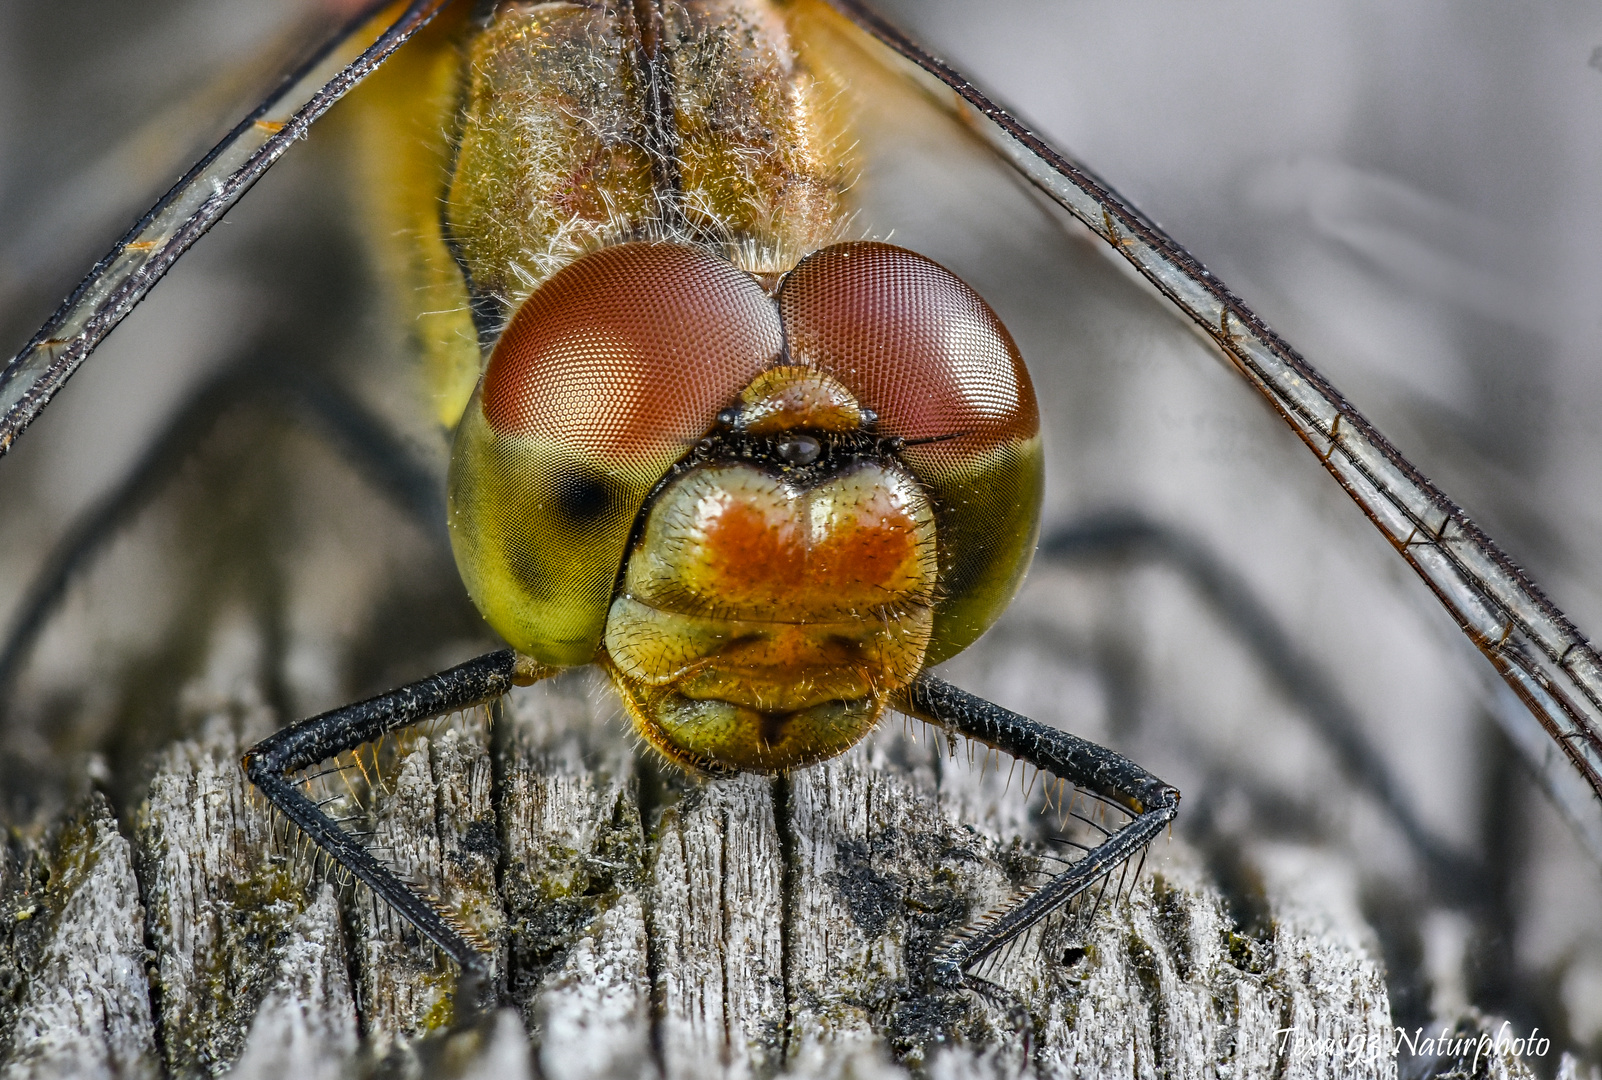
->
[0,0,453,457]
[824,0,1602,815]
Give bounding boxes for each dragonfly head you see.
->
[447,240,1043,772]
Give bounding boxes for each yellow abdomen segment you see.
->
[340,3,479,429]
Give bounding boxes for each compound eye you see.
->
[775,242,1039,482]
[480,243,783,457]
[777,434,822,465]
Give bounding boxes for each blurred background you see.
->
[1,0,1600,1073]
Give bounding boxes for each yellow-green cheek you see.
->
[447,399,672,668]
[922,435,1045,665]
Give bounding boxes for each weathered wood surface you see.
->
[0,655,1530,1080]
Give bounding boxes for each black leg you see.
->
[895,673,1179,986]
[243,648,548,973]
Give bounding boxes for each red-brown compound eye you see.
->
[450,243,783,667]
[776,241,1039,480]
[482,243,784,457]
[775,242,1044,665]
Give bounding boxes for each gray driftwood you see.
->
[0,650,1533,1080]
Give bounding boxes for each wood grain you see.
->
[0,653,1492,1080]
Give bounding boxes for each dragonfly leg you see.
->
[242,648,550,975]
[894,673,1179,989]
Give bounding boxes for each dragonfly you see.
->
[1,0,1599,1054]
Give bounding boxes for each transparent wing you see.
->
[0,0,452,457]
[822,0,1602,817]
[0,1,340,348]
[792,0,1602,1043]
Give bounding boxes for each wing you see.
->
[801,0,1602,834]
[0,0,454,457]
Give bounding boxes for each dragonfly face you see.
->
[450,239,1040,771]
